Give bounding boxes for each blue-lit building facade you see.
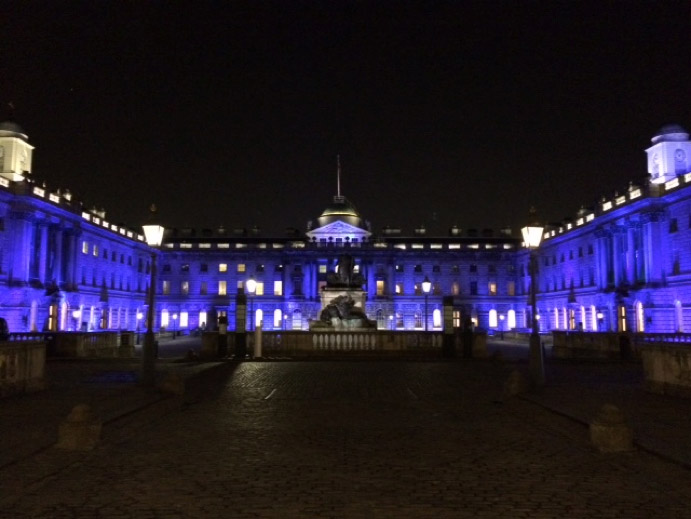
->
[1,120,690,336]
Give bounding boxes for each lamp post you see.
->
[246,276,257,331]
[521,208,545,387]
[141,205,165,387]
[499,314,505,340]
[172,313,178,339]
[422,276,432,331]
[136,311,143,344]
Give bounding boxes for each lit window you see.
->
[256,282,264,296]
[453,310,461,328]
[199,311,207,329]
[376,280,385,296]
[161,310,169,328]
[180,312,189,328]
[507,281,515,296]
[181,281,189,295]
[93,245,99,257]
[395,283,403,295]
[489,309,498,327]
[274,281,283,296]
[218,280,227,295]
[219,263,228,273]
[488,282,497,295]
[274,309,283,328]
[162,281,170,295]
[237,263,246,273]
[319,265,327,274]
[451,282,460,295]
[82,241,89,254]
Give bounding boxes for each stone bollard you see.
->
[590,404,633,453]
[56,404,102,451]
[503,369,528,398]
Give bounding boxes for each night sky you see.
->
[3,1,691,236]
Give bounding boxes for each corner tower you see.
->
[646,124,690,184]
[0,120,34,182]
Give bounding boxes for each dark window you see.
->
[670,218,678,233]
[414,265,422,273]
[560,254,565,263]
[578,247,583,257]
[200,263,208,273]
[112,251,117,262]
[488,265,496,273]
[569,250,573,260]
[256,264,264,272]
[138,258,143,273]
[469,264,477,273]
[588,244,594,255]
[432,265,441,273]
[275,264,284,272]
[395,264,404,272]
[470,281,478,295]
[451,265,460,273]
[162,264,171,273]
[181,264,190,272]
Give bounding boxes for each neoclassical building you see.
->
[1,119,690,335]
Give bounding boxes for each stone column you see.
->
[625,225,635,284]
[38,222,49,284]
[9,212,33,284]
[52,225,63,286]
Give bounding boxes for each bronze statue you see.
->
[326,254,365,288]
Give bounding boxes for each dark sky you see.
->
[3,1,691,235]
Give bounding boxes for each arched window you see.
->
[433,309,442,328]
[199,311,207,329]
[376,309,385,330]
[676,301,684,332]
[414,312,422,329]
[488,309,498,328]
[636,301,644,332]
[507,309,516,329]
[161,309,169,329]
[274,309,282,329]
[292,309,302,330]
[255,309,263,329]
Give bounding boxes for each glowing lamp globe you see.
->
[246,276,257,295]
[421,276,432,294]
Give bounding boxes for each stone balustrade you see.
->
[201,330,487,358]
[0,340,46,397]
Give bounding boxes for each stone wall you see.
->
[640,344,691,398]
[51,332,124,358]
[552,331,634,360]
[201,330,487,358]
[0,340,46,397]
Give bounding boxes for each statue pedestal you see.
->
[320,288,367,310]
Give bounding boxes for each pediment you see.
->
[306,219,371,240]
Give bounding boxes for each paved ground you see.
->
[2,337,691,518]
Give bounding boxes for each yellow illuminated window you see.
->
[219,263,227,273]
[93,245,99,257]
[274,281,283,296]
[395,283,403,295]
[319,265,327,274]
[181,281,189,295]
[507,281,515,296]
[256,282,264,296]
[82,241,89,254]
[237,263,246,273]
[488,282,497,295]
[376,280,385,296]
[218,280,227,295]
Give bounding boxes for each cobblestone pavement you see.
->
[4,361,691,518]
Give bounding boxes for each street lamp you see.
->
[422,276,432,331]
[141,204,165,387]
[172,313,178,339]
[246,276,257,331]
[521,207,545,387]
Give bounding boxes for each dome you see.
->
[651,124,689,144]
[0,120,28,140]
[319,196,361,218]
